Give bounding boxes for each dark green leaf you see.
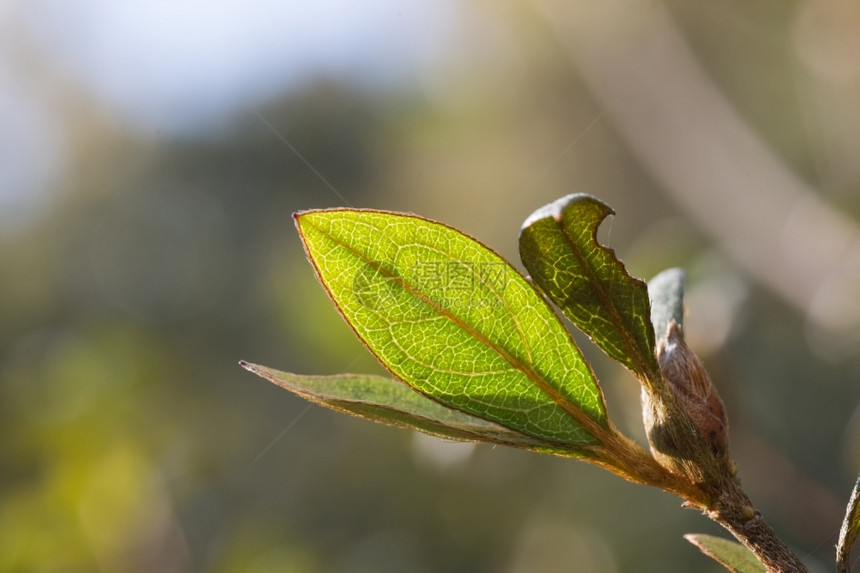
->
[685,534,765,573]
[240,361,575,453]
[519,194,659,381]
[293,209,608,448]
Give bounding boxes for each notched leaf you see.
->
[685,534,765,573]
[519,193,660,383]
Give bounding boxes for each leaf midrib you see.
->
[556,218,659,385]
[302,215,609,442]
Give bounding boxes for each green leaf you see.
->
[837,475,860,573]
[294,208,608,447]
[649,268,685,341]
[685,534,765,573]
[240,361,569,453]
[519,194,660,382]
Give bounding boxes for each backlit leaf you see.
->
[293,208,608,447]
[519,194,659,382]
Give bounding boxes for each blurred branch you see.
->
[534,0,860,358]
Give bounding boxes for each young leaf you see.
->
[519,194,660,383]
[685,534,766,573]
[837,475,860,573]
[648,268,686,341]
[240,361,577,454]
[294,209,608,447]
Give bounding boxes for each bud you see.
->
[658,321,727,453]
[642,320,730,483]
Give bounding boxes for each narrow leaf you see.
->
[240,361,572,453]
[294,209,608,447]
[519,194,660,381]
[649,268,686,341]
[685,534,765,573]
[837,475,860,573]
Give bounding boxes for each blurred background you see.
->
[2,0,860,571]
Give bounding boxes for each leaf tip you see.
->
[293,210,311,226]
[521,193,611,230]
[239,360,261,375]
[238,361,299,393]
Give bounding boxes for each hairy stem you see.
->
[708,478,808,573]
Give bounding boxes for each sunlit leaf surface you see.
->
[293,209,607,446]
